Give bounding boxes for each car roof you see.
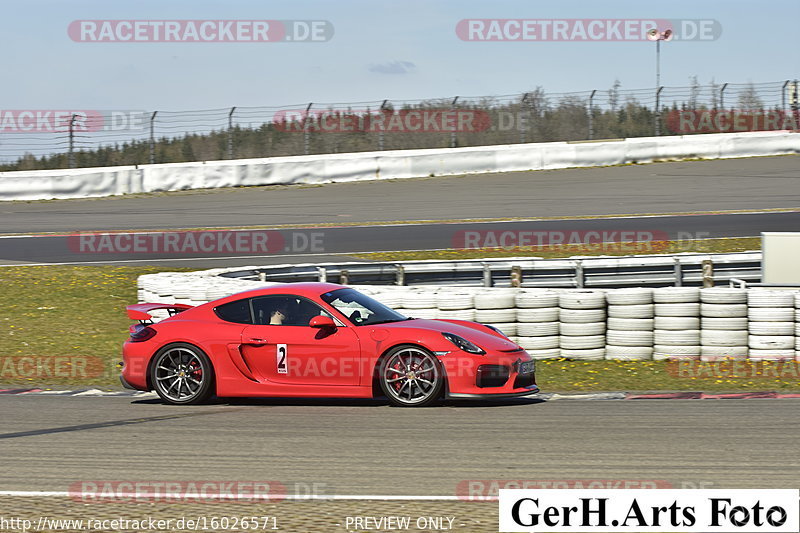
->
[219,282,348,302]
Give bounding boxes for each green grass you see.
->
[536,359,800,393]
[1,264,798,393]
[351,237,761,262]
[0,266,190,389]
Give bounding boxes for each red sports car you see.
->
[121,282,538,406]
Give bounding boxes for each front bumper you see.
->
[438,349,538,398]
[447,385,540,399]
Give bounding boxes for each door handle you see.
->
[243,338,268,345]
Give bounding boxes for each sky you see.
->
[2,0,799,112]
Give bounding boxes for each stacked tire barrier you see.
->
[515,291,560,359]
[474,291,518,339]
[700,288,748,361]
[653,288,701,361]
[748,290,796,361]
[606,289,654,361]
[137,270,800,362]
[558,291,606,361]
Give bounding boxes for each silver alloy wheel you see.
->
[382,347,440,405]
[153,346,207,402]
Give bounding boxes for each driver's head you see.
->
[270,298,293,323]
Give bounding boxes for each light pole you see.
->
[647,28,672,135]
[647,28,673,88]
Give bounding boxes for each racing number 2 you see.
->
[276,344,288,374]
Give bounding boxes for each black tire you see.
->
[149,343,215,405]
[378,345,444,407]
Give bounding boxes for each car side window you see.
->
[251,295,331,326]
[214,298,253,324]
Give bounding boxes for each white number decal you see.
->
[276,344,288,374]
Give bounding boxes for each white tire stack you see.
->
[605,289,653,360]
[400,291,437,319]
[470,291,516,341]
[435,292,476,322]
[699,288,748,360]
[374,291,404,310]
[797,293,800,362]
[515,291,560,359]
[748,290,795,361]
[653,288,701,360]
[558,291,606,360]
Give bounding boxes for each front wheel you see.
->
[150,343,215,405]
[379,345,444,407]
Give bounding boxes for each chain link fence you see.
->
[1,78,797,171]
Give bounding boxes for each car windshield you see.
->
[320,288,407,326]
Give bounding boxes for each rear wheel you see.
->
[379,345,443,407]
[150,343,214,405]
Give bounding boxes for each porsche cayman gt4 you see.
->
[121,282,538,406]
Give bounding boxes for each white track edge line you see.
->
[0,491,462,500]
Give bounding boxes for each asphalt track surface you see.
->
[1,155,799,233]
[0,211,796,266]
[0,155,798,266]
[1,396,798,494]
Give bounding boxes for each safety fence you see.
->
[1,78,797,170]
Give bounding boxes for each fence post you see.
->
[68,114,77,169]
[673,257,683,287]
[519,93,529,144]
[654,86,663,136]
[510,265,522,287]
[303,102,313,155]
[227,107,236,159]
[450,96,459,148]
[719,83,728,111]
[149,111,157,164]
[574,260,584,288]
[378,99,388,151]
[588,89,596,140]
[395,264,405,286]
[702,259,714,288]
[482,262,492,287]
[782,80,789,115]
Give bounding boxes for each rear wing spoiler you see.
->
[126,303,193,322]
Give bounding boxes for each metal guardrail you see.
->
[220,252,762,289]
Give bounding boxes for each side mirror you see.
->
[309,315,336,329]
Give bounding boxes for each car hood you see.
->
[372,318,521,352]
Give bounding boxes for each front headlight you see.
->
[442,332,486,355]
